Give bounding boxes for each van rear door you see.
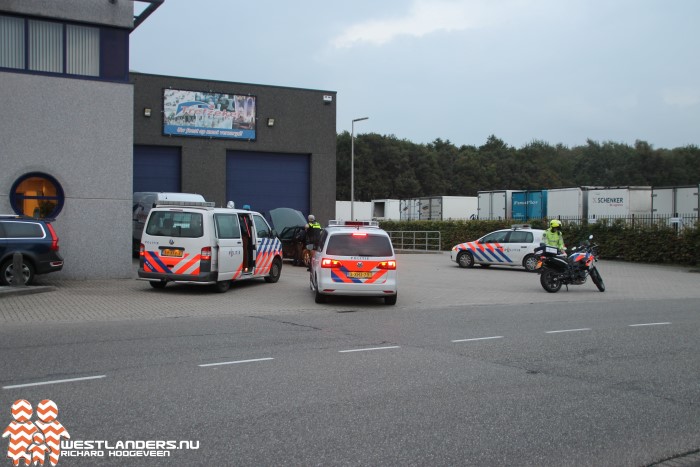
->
[214,213,243,280]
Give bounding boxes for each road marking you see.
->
[545,328,591,334]
[629,322,671,327]
[339,346,400,353]
[452,336,504,343]
[3,375,106,390]
[199,357,274,367]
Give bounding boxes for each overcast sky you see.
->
[129,0,700,149]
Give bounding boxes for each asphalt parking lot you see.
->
[1,253,699,323]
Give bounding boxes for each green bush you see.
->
[378,219,699,266]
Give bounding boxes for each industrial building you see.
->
[1,1,337,280]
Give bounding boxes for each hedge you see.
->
[378,219,700,266]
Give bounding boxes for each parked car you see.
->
[268,207,309,266]
[0,215,64,285]
[450,225,545,272]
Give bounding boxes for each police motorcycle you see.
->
[534,235,605,293]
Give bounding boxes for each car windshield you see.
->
[145,211,203,238]
[326,233,393,257]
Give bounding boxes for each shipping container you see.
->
[512,190,548,221]
[371,199,401,220]
[585,186,652,222]
[547,187,586,221]
[335,200,372,221]
[477,190,522,220]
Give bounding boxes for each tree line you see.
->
[336,133,700,201]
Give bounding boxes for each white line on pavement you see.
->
[452,336,504,343]
[545,328,592,334]
[629,322,671,327]
[3,375,106,390]
[339,346,400,353]
[199,357,274,367]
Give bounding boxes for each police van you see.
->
[309,220,398,305]
[138,201,283,292]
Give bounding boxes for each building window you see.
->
[0,14,125,81]
[67,24,99,76]
[10,173,65,219]
[0,15,25,69]
[29,19,63,73]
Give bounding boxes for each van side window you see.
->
[215,214,241,239]
[252,214,271,238]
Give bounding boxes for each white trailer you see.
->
[399,199,421,221]
[477,190,521,220]
[371,199,401,220]
[416,196,477,220]
[652,185,699,217]
[335,200,372,221]
[586,186,652,222]
[547,187,585,221]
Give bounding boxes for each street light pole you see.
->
[351,117,368,221]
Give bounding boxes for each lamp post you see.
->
[351,117,368,221]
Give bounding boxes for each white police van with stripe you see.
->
[450,225,545,272]
[138,201,283,292]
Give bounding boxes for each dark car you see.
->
[0,215,64,285]
[268,208,309,266]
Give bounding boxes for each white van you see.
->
[138,201,283,292]
[132,192,206,256]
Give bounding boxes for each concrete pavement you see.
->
[1,254,699,323]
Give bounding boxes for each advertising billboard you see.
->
[163,88,256,140]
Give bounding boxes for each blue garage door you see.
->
[133,145,181,192]
[226,151,310,216]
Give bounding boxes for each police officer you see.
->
[544,219,566,255]
[305,214,322,270]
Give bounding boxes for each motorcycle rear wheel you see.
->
[540,270,562,293]
[590,267,605,292]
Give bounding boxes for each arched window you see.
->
[10,172,65,219]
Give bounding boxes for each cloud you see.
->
[662,87,700,108]
[331,0,490,48]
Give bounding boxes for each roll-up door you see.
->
[226,151,310,216]
[133,145,181,192]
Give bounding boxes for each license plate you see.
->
[348,271,372,279]
[161,248,183,257]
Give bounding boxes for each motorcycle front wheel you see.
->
[540,270,562,293]
[590,267,605,292]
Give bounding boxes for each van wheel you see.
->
[315,288,326,303]
[214,280,231,293]
[149,280,167,289]
[265,257,282,283]
[384,294,397,305]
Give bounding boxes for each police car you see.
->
[138,201,283,292]
[309,220,398,305]
[450,225,545,272]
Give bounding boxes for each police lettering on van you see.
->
[138,201,283,293]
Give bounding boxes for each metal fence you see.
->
[387,231,442,251]
[548,213,699,230]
